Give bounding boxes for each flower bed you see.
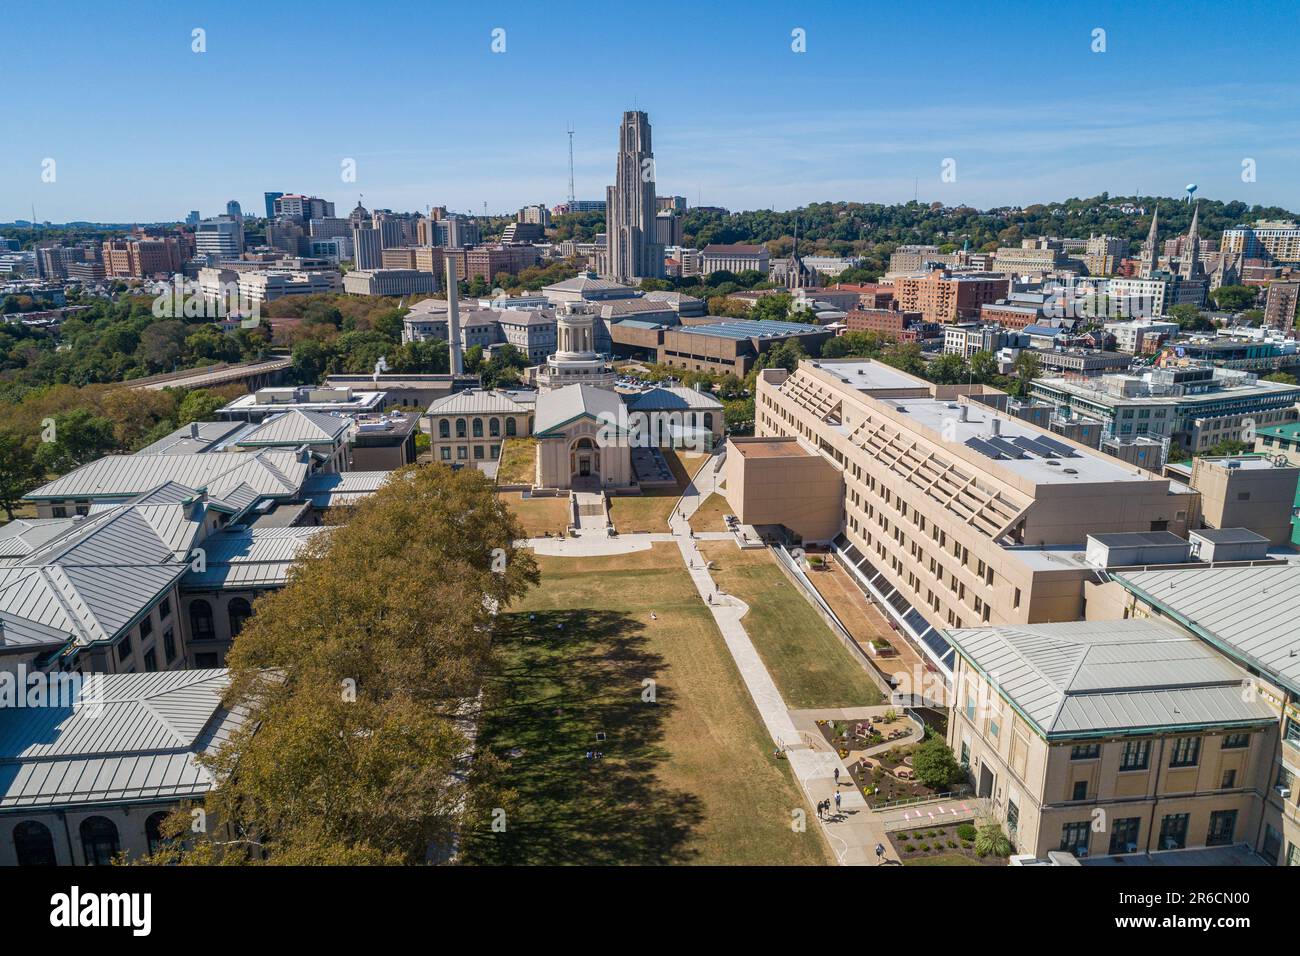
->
[888,821,1004,865]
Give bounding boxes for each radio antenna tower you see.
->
[567,124,576,206]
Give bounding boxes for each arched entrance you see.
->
[569,436,601,488]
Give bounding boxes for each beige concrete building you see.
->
[425,389,532,466]
[1167,454,1300,547]
[1085,563,1300,866]
[723,437,842,541]
[533,385,633,491]
[733,358,1196,676]
[945,619,1278,860]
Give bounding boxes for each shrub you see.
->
[975,822,1012,858]
[947,840,958,849]
[956,822,977,841]
[919,843,931,852]
[911,738,963,789]
[904,844,916,853]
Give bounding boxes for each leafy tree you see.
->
[177,389,229,426]
[0,429,40,520]
[1264,371,1297,385]
[969,349,998,384]
[142,464,538,865]
[33,408,118,474]
[911,738,963,790]
[927,353,969,385]
[1208,284,1257,312]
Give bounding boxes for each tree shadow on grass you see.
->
[461,608,703,865]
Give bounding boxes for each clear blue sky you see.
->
[5,0,1299,222]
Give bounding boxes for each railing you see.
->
[873,786,975,812]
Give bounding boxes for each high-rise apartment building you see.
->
[603,111,663,283]
[101,236,184,277]
[1221,220,1300,265]
[352,227,382,269]
[892,270,1010,323]
[273,194,335,221]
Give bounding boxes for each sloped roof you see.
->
[135,420,251,455]
[0,669,248,810]
[301,471,390,508]
[945,618,1275,738]
[1115,564,1300,696]
[542,275,637,295]
[183,526,326,589]
[534,384,626,435]
[0,519,80,563]
[426,389,529,416]
[234,409,351,446]
[26,450,309,503]
[627,385,724,412]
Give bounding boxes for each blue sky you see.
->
[4,0,1299,222]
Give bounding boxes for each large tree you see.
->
[144,464,538,865]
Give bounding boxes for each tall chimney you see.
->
[444,257,464,376]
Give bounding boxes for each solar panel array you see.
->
[965,431,1077,461]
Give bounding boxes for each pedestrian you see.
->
[834,767,840,785]
[834,791,841,813]
[706,593,712,605]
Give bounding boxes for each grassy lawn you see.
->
[498,491,570,537]
[495,438,536,486]
[698,543,883,710]
[606,448,708,533]
[688,492,732,532]
[905,853,985,866]
[463,543,831,866]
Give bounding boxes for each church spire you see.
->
[1180,201,1202,278]
[1143,204,1160,277]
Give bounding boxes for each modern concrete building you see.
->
[699,243,769,276]
[603,111,663,283]
[1164,454,1300,547]
[945,618,1277,860]
[657,319,832,376]
[195,217,244,261]
[342,268,438,297]
[732,358,1197,677]
[1221,220,1300,266]
[1105,319,1179,354]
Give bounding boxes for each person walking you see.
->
[834,767,840,786]
[834,791,841,814]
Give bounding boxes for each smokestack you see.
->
[445,257,464,376]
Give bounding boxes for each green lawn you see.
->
[496,438,536,486]
[698,543,883,710]
[497,491,570,537]
[462,543,831,866]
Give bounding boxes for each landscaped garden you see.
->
[847,732,968,808]
[495,437,537,486]
[889,820,1012,866]
[462,543,831,866]
[697,542,882,709]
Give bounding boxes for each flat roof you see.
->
[675,319,826,340]
[809,359,931,392]
[731,438,814,459]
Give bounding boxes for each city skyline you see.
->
[4,0,1300,221]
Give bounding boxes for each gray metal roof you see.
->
[944,619,1275,738]
[1115,564,1300,696]
[533,384,625,436]
[1188,528,1269,545]
[26,450,309,503]
[0,669,247,811]
[234,409,351,446]
[135,420,251,455]
[183,526,325,589]
[627,385,724,412]
[425,388,529,416]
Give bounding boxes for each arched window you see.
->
[145,812,171,856]
[13,821,56,866]
[455,418,467,438]
[438,419,450,439]
[228,598,253,638]
[189,600,214,642]
[472,418,484,438]
[703,412,714,430]
[489,417,500,437]
[80,816,120,866]
[505,418,517,437]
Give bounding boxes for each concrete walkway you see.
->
[572,491,609,534]
[668,452,897,866]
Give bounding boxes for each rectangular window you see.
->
[1071,780,1088,801]
[1119,739,1150,771]
[440,447,451,461]
[1169,736,1201,768]
[1159,813,1189,850]
[163,626,176,664]
[1071,743,1101,761]
[139,615,153,639]
[1206,809,1237,847]
[1221,768,1237,789]
[1221,733,1249,750]
[116,635,132,663]
[1109,818,1141,855]
[1060,821,1090,857]
[143,649,157,672]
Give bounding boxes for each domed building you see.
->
[533,304,616,392]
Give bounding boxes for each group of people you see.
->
[816,791,842,819]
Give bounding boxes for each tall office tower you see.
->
[195,216,244,261]
[352,226,382,269]
[264,192,284,219]
[226,200,243,220]
[603,110,663,283]
[185,210,200,226]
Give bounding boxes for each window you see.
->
[1006,799,1019,838]
[143,649,157,672]
[455,418,467,438]
[80,816,120,866]
[189,600,215,641]
[1206,809,1237,847]
[228,598,253,638]
[116,634,132,663]
[1071,743,1101,761]
[438,419,450,439]
[1222,733,1250,750]
[489,417,500,437]
[145,812,171,856]
[1109,817,1141,855]
[959,740,970,768]
[506,418,517,437]
[162,627,176,664]
[703,412,714,430]
[457,446,467,460]
[472,418,484,438]
[1158,813,1189,850]
[474,445,485,460]
[1221,768,1237,789]
[1060,821,1090,857]
[139,615,153,639]
[1169,736,1201,768]
[158,597,171,619]
[1071,780,1088,801]
[194,652,219,668]
[52,506,67,518]
[12,821,56,866]
[1119,739,1150,771]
